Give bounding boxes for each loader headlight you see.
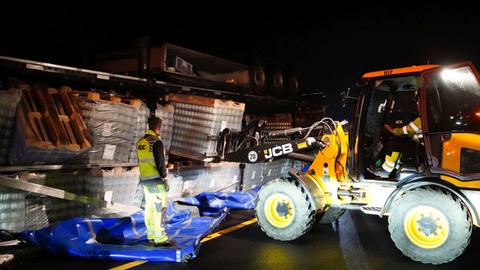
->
[441,68,475,83]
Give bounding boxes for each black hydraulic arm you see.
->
[222,137,320,163]
[216,118,330,163]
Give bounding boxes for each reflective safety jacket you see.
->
[392,117,423,142]
[137,130,167,180]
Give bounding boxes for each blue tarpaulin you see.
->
[20,188,259,262]
[178,187,259,216]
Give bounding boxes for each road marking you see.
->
[110,260,147,270]
[201,218,257,243]
[109,217,257,270]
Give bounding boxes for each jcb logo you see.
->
[264,143,294,159]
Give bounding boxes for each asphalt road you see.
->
[4,210,480,270]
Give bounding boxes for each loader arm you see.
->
[216,119,336,164]
[222,137,322,163]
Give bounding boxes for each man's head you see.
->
[148,117,162,135]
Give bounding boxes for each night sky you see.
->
[1,3,479,117]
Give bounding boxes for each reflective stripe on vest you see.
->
[409,122,420,132]
[137,130,161,181]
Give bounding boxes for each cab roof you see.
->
[362,64,441,79]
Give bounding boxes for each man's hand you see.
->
[384,124,394,134]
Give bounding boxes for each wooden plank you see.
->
[127,98,142,108]
[62,87,92,149]
[109,96,122,103]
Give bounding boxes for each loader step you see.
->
[360,206,383,215]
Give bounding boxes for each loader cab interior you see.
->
[360,75,423,181]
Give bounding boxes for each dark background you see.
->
[1,3,479,118]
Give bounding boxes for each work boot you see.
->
[368,165,391,178]
[153,239,176,247]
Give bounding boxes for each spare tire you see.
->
[249,63,267,94]
[269,68,285,97]
[286,72,299,98]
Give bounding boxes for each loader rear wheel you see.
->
[388,187,472,264]
[256,178,316,241]
[317,207,345,224]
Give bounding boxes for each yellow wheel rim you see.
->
[404,205,449,249]
[264,193,295,228]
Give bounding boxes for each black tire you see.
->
[285,72,299,98]
[249,63,267,94]
[317,207,345,224]
[388,187,472,264]
[255,178,316,241]
[268,68,285,97]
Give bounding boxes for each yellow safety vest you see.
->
[137,130,162,181]
[393,117,423,142]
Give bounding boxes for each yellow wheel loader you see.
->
[217,62,480,264]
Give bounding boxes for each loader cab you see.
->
[350,65,439,182]
[350,62,480,183]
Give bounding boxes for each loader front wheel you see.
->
[388,187,472,264]
[256,178,316,241]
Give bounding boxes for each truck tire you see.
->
[388,187,472,264]
[269,68,285,97]
[285,72,299,98]
[250,63,267,94]
[317,207,345,224]
[256,178,316,241]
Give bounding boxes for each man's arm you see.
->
[384,117,421,137]
[152,140,168,178]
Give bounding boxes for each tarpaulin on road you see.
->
[19,188,259,262]
[178,187,259,216]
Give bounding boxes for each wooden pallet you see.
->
[73,90,142,108]
[166,93,245,110]
[17,84,91,151]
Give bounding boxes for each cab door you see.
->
[421,62,480,180]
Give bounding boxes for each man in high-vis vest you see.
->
[368,117,422,178]
[137,116,172,245]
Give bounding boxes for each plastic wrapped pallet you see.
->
[0,88,22,165]
[25,196,49,231]
[77,95,138,164]
[26,171,85,226]
[0,187,25,232]
[130,162,243,203]
[84,167,140,217]
[243,163,264,190]
[168,94,244,161]
[164,162,240,200]
[155,103,175,154]
[129,102,149,163]
[243,159,294,190]
[263,159,293,181]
